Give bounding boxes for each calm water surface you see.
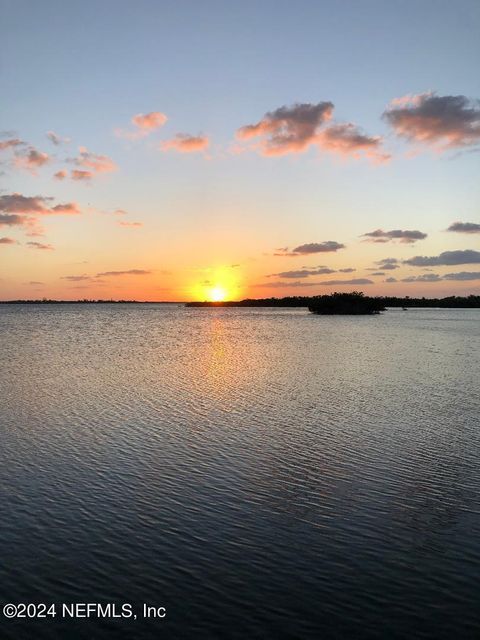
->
[1,304,479,639]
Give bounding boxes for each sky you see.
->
[1,0,479,301]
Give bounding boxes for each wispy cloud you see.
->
[0,137,24,151]
[447,221,480,234]
[401,273,441,282]
[320,278,373,285]
[275,241,345,256]
[268,267,336,278]
[403,249,480,267]
[68,147,117,178]
[0,236,16,245]
[258,277,373,286]
[117,221,143,228]
[46,131,70,146]
[254,280,321,288]
[160,133,209,153]
[383,92,480,151]
[363,228,427,244]
[96,269,151,277]
[14,146,50,174]
[400,271,480,283]
[443,271,480,281]
[61,275,93,282]
[375,258,400,270]
[71,170,94,181]
[27,241,54,250]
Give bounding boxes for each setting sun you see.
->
[208,286,228,302]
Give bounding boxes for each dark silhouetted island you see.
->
[308,292,386,315]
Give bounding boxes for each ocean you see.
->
[1,304,479,639]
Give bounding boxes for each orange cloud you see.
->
[317,123,390,162]
[116,111,168,139]
[0,193,80,216]
[117,221,143,228]
[0,236,16,244]
[72,147,117,173]
[0,213,44,237]
[61,147,117,181]
[14,146,50,173]
[237,102,387,160]
[71,169,94,181]
[132,112,167,130]
[160,133,209,153]
[383,92,480,150]
[237,102,334,155]
[0,193,80,240]
[0,138,24,151]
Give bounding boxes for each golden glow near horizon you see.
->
[208,286,227,302]
[187,266,243,302]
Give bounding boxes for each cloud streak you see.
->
[27,241,53,250]
[160,134,209,153]
[447,221,480,234]
[117,221,143,228]
[363,229,427,244]
[401,271,480,282]
[269,267,336,278]
[96,269,151,277]
[403,249,480,267]
[275,241,345,256]
[320,278,373,285]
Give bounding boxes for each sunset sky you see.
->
[1,0,479,301]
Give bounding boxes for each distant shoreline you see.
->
[1,294,479,308]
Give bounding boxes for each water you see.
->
[0,304,479,639]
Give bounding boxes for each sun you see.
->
[208,286,227,302]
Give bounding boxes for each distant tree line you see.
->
[186,293,480,308]
[1,294,479,308]
[0,299,177,304]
